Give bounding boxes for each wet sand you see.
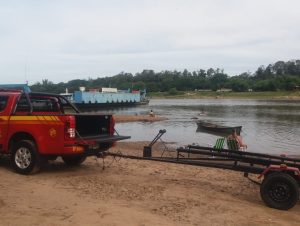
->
[114,114,167,123]
[0,141,299,226]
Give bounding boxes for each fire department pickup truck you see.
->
[0,89,130,174]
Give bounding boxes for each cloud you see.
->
[0,0,299,83]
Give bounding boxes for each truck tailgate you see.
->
[78,134,131,143]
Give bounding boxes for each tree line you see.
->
[30,60,300,93]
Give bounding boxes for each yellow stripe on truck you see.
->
[10,116,40,121]
[0,116,9,124]
[9,116,63,125]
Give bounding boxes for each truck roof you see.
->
[0,89,23,95]
[0,84,31,92]
[0,90,66,98]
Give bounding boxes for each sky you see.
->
[0,0,300,84]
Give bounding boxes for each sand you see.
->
[0,141,299,226]
[0,115,299,225]
[114,114,167,123]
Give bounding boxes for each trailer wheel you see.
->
[11,140,41,174]
[260,173,299,210]
[62,155,86,166]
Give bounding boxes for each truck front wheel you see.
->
[62,155,86,166]
[11,140,41,174]
[260,173,299,210]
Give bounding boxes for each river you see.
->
[97,99,300,155]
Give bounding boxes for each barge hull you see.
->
[75,101,148,110]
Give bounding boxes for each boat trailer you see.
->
[108,130,300,210]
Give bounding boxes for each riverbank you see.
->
[114,114,167,123]
[149,91,300,100]
[0,141,299,226]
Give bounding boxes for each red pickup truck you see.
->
[0,89,130,174]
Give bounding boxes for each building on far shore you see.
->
[217,88,232,92]
[194,89,212,92]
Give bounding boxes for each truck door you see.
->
[29,95,64,153]
[0,95,9,152]
[13,94,65,154]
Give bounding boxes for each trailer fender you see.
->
[258,164,300,179]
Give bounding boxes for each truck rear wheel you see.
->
[62,155,86,166]
[260,173,299,210]
[11,140,41,174]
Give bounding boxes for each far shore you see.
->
[148,90,300,100]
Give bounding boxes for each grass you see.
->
[148,91,300,100]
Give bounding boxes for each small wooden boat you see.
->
[196,121,242,135]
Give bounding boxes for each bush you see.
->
[168,88,180,95]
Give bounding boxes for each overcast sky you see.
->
[0,0,299,84]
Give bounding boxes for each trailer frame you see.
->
[108,143,300,210]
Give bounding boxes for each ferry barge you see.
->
[63,87,149,110]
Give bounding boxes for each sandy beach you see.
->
[0,116,299,226]
[114,114,167,123]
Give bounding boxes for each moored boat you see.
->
[196,121,242,135]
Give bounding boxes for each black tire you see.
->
[62,155,86,166]
[11,140,41,175]
[260,173,299,210]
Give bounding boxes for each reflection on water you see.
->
[90,99,300,155]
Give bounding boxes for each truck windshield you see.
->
[0,95,8,112]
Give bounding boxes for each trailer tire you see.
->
[62,155,86,166]
[260,173,299,210]
[11,140,41,175]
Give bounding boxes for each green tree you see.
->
[168,88,180,95]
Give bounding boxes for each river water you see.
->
[96,99,300,155]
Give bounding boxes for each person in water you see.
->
[227,129,247,149]
[149,109,155,117]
